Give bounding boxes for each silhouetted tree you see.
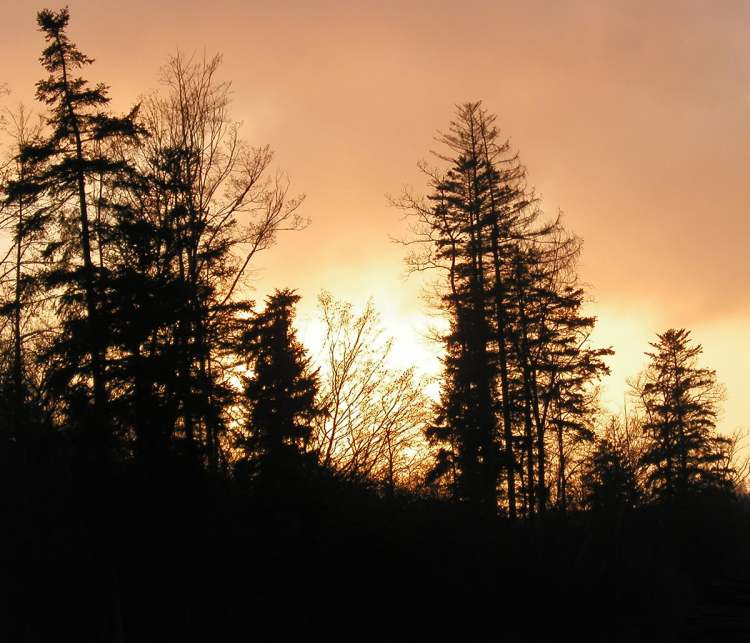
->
[717,428,750,494]
[426,316,485,501]
[237,289,322,478]
[396,102,610,517]
[120,52,306,471]
[23,7,142,460]
[396,102,516,512]
[582,437,640,513]
[0,105,49,432]
[633,328,733,502]
[527,261,612,513]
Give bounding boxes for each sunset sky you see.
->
[2,0,748,434]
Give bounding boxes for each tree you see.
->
[23,7,143,458]
[237,289,322,477]
[426,313,488,502]
[633,328,733,501]
[312,292,431,493]
[116,52,306,471]
[395,102,610,517]
[524,251,612,514]
[395,102,523,512]
[0,105,49,431]
[582,436,640,514]
[716,428,750,494]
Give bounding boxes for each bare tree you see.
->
[138,52,308,308]
[0,104,54,429]
[716,428,750,494]
[118,51,307,469]
[312,292,432,493]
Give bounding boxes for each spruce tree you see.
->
[511,242,612,514]
[24,7,142,456]
[582,438,640,513]
[636,328,732,501]
[397,102,611,518]
[238,289,322,478]
[413,103,512,512]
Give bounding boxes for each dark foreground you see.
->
[2,445,749,643]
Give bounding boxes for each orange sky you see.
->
[2,0,748,433]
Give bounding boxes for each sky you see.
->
[1,0,748,433]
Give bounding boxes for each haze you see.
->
[2,0,747,433]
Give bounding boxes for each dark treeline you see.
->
[1,8,749,642]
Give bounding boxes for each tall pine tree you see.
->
[397,102,610,518]
[24,7,142,459]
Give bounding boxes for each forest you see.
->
[1,7,749,642]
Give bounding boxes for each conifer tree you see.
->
[635,328,732,501]
[23,7,142,456]
[397,104,521,512]
[238,289,322,477]
[397,102,611,518]
[582,438,640,513]
[510,240,612,514]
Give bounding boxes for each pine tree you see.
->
[426,314,487,503]
[238,289,322,478]
[426,105,503,511]
[514,243,612,514]
[397,102,611,518]
[582,438,639,513]
[24,7,142,456]
[635,328,732,501]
